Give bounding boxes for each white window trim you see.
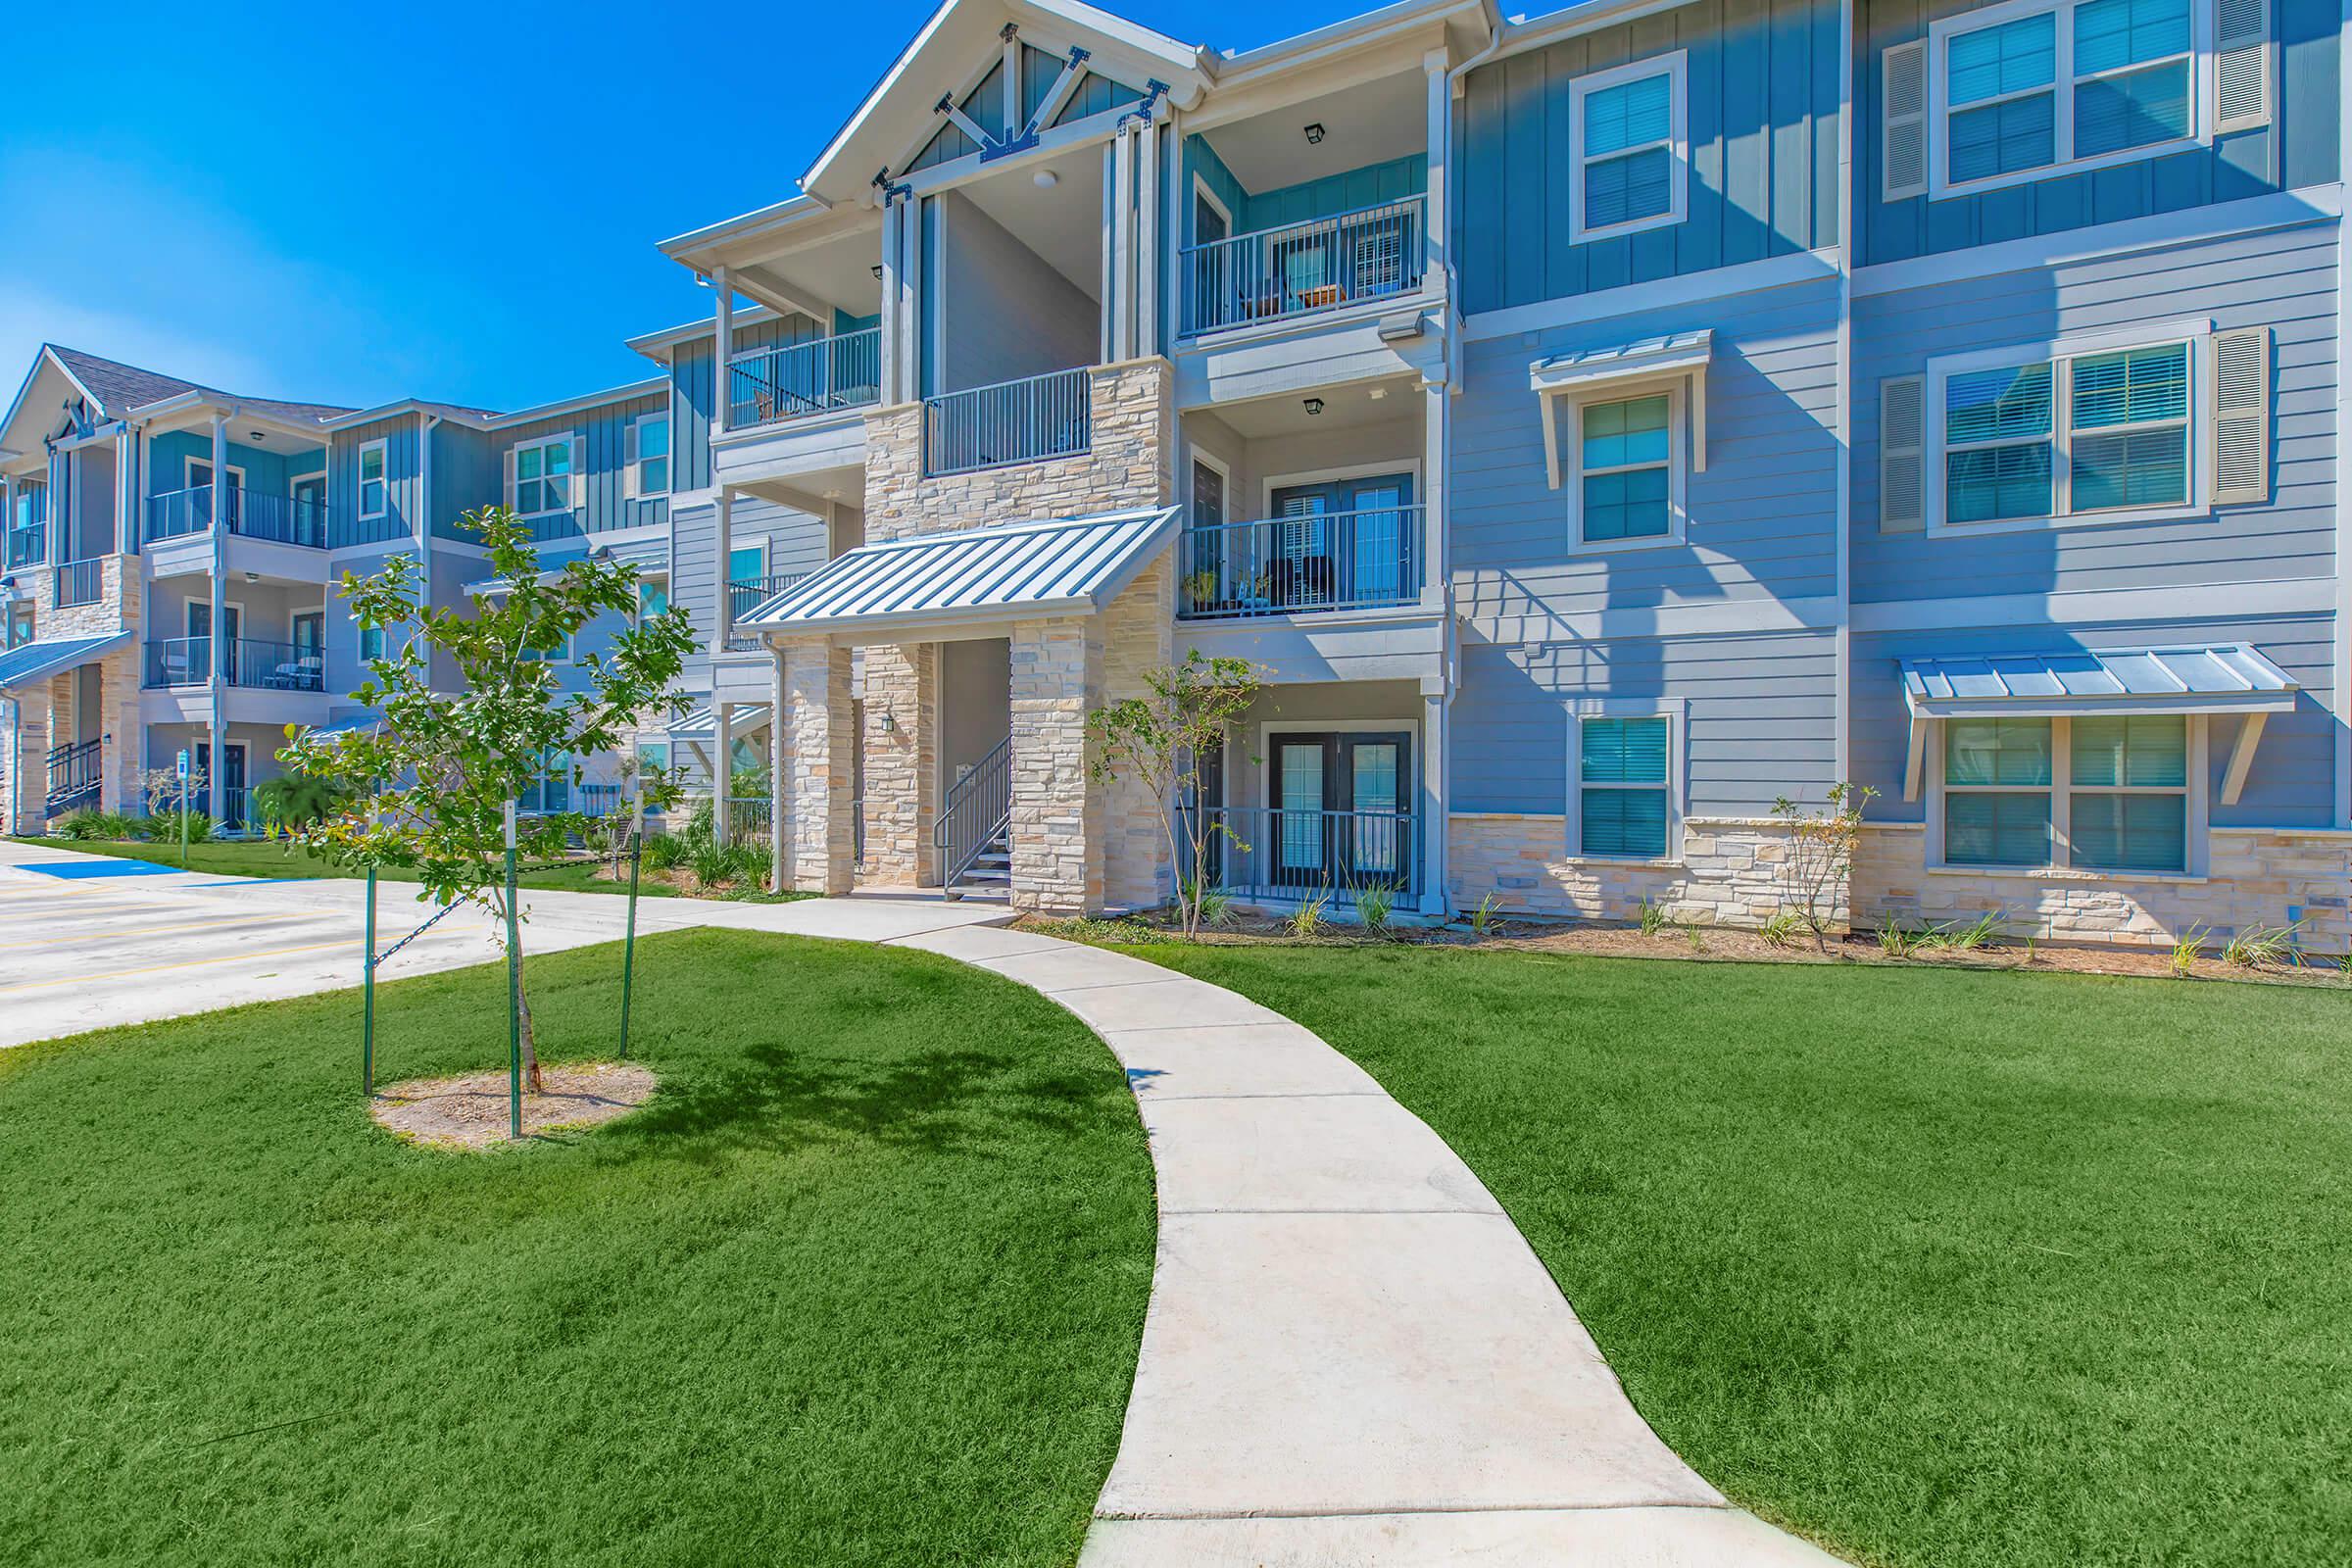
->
[1192,173,1233,243]
[185,598,245,641]
[357,438,388,521]
[1922,713,2211,876]
[1563,378,1690,554]
[510,434,577,520]
[1924,318,2214,536]
[634,413,672,498]
[1189,447,1234,520]
[520,630,577,664]
[183,457,247,494]
[1567,50,1690,245]
[1565,698,1688,863]
[1926,0,2214,202]
[727,539,769,586]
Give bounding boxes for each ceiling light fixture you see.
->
[1302,397,1325,416]
[250,430,266,441]
[1302,122,1326,144]
[1033,169,1058,189]
[871,265,884,279]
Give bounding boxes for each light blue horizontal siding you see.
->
[1859,0,2339,266]
[1453,276,1844,621]
[668,495,829,658]
[1851,220,2338,605]
[1456,0,1841,315]
[1453,629,1841,816]
[1849,615,2338,825]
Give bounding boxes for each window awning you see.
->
[1897,644,2298,806]
[742,505,1180,640]
[1529,330,1712,489]
[1899,645,2298,717]
[0,631,131,693]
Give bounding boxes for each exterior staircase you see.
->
[933,737,1011,900]
[45,739,101,818]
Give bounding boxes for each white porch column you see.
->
[713,485,734,653]
[712,701,733,849]
[769,644,789,892]
[207,413,228,823]
[1421,373,1449,610]
[1421,673,1451,914]
[1110,122,1137,362]
[1424,47,1450,289]
[898,197,924,403]
[711,267,733,438]
[878,204,903,407]
[113,429,137,555]
[1134,118,1159,359]
[47,447,68,565]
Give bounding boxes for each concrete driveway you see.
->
[0,840,1004,1049]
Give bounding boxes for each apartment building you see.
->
[4,0,2343,951]
[0,349,677,831]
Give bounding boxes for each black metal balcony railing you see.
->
[1181,804,1419,904]
[724,572,806,652]
[46,738,102,817]
[1181,195,1427,336]
[146,484,336,551]
[56,559,102,608]
[923,368,1091,477]
[726,328,883,431]
[143,637,324,692]
[1178,505,1424,619]
[5,524,43,569]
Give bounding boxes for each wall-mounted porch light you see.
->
[1302,122,1326,144]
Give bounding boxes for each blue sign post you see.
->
[174,750,190,868]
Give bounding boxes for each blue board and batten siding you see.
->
[669,312,828,495]
[326,415,423,548]
[1454,0,1842,316]
[1859,0,2341,265]
[495,392,672,542]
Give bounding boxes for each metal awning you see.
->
[0,632,131,692]
[1530,330,1713,488]
[1898,644,2299,806]
[669,703,770,741]
[1899,645,2298,717]
[741,506,1181,640]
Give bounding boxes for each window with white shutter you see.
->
[1880,375,1926,532]
[2212,0,2271,131]
[1883,41,1930,200]
[2209,326,2270,504]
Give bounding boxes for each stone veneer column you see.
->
[99,557,141,814]
[783,639,856,895]
[860,641,940,886]
[1009,615,1102,914]
[6,688,48,835]
[1098,555,1174,912]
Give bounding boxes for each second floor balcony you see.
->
[725,572,807,652]
[923,367,1092,478]
[1178,504,1424,620]
[146,485,354,552]
[1180,196,1427,338]
[7,524,44,570]
[142,637,324,693]
[726,328,882,432]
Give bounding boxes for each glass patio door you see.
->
[1268,731,1412,892]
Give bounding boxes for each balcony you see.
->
[1177,505,1424,620]
[724,572,807,653]
[6,524,42,569]
[923,368,1092,478]
[146,485,334,551]
[1186,804,1420,904]
[142,637,324,693]
[1180,196,1427,338]
[726,329,882,431]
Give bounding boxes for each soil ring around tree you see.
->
[370,1061,657,1151]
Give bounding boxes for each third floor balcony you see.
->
[725,328,882,432]
[1180,195,1427,338]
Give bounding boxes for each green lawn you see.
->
[1120,942,2351,1568]
[0,930,1153,1566]
[8,836,689,897]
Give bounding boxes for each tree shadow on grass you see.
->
[611,1038,1123,1163]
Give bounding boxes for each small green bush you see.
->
[1352,881,1396,936]
[642,832,686,871]
[56,809,137,841]
[138,809,213,846]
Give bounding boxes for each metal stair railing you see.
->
[45,738,102,816]
[932,736,1011,887]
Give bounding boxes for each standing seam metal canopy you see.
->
[0,632,132,693]
[1900,645,2300,715]
[741,507,1182,636]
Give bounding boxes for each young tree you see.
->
[280,508,697,1090]
[1770,780,1878,953]
[1087,651,1265,938]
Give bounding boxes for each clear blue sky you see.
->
[0,0,1377,417]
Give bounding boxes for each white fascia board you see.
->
[484,377,668,431]
[659,195,837,270]
[1211,0,1488,80]
[319,400,496,433]
[0,347,96,452]
[624,304,781,364]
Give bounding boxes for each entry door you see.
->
[1267,473,1414,609]
[186,602,241,642]
[291,612,325,691]
[1269,732,1412,891]
[290,474,327,541]
[195,743,248,825]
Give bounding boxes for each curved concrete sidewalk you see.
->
[888,918,1848,1568]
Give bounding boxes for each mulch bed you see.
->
[370,1061,657,1151]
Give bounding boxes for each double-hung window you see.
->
[1569,52,1688,243]
[1930,0,2201,198]
[1580,395,1675,542]
[1928,327,2199,531]
[1936,713,2196,872]
[358,441,387,520]
[1575,713,1675,859]
[358,622,385,664]
[633,415,670,497]
[519,750,571,815]
[637,579,670,622]
[512,436,573,517]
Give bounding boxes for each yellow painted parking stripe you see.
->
[0,939,359,995]
[0,913,313,951]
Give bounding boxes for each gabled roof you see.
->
[745,505,1179,637]
[801,0,1211,204]
[0,632,134,693]
[48,346,353,426]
